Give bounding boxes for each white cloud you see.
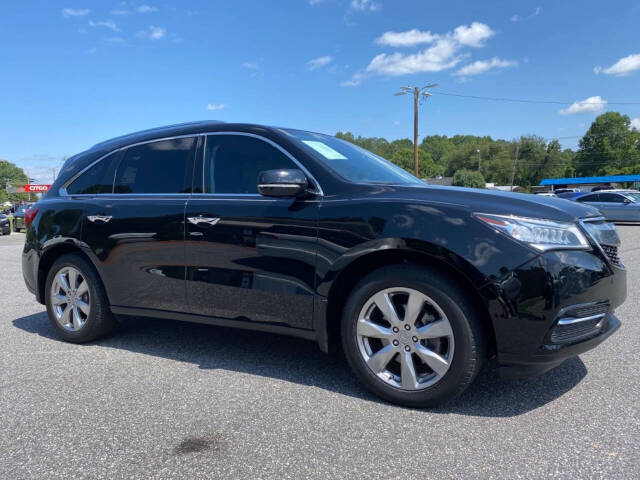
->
[532,7,541,16]
[243,62,259,69]
[452,22,494,47]
[309,0,324,4]
[62,8,89,18]
[375,29,438,47]
[340,72,367,87]
[104,37,125,44]
[137,26,166,40]
[559,96,607,115]
[344,22,495,84]
[307,55,333,70]
[510,14,520,22]
[112,4,157,15]
[455,57,517,76]
[137,5,158,13]
[594,53,640,76]
[631,118,640,130]
[206,103,226,111]
[365,38,463,76]
[88,20,119,32]
[351,0,380,11]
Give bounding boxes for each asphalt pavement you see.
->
[1,229,638,479]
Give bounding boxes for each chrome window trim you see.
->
[60,131,323,197]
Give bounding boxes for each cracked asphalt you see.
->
[1,229,638,479]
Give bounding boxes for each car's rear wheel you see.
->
[45,253,116,343]
[341,264,486,408]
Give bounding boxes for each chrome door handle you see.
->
[187,216,220,226]
[87,215,112,224]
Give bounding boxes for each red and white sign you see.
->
[23,184,51,193]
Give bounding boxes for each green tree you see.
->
[452,169,485,188]
[574,112,640,176]
[0,160,29,204]
[390,147,443,177]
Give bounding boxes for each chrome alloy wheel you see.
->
[356,287,455,390]
[50,266,91,331]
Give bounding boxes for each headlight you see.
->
[474,213,590,251]
[582,220,620,246]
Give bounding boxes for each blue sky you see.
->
[1,0,639,183]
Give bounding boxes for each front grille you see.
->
[549,302,610,344]
[601,244,621,266]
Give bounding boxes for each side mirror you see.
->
[257,169,308,197]
[623,198,633,204]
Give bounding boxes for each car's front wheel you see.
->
[341,264,486,408]
[45,253,116,343]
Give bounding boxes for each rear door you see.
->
[596,193,628,221]
[184,133,319,330]
[82,137,196,313]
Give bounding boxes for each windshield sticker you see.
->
[302,141,347,160]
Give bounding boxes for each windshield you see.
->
[282,129,424,186]
[623,192,640,202]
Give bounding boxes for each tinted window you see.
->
[204,135,297,194]
[282,129,424,186]
[67,152,120,194]
[114,138,194,194]
[599,193,623,203]
[578,194,599,203]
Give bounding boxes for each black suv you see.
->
[22,121,626,407]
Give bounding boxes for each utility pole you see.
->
[477,149,481,170]
[52,167,57,183]
[395,83,439,178]
[510,142,520,192]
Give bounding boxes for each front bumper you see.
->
[482,247,626,379]
[499,314,620,379]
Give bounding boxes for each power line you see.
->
[434,91,640,106]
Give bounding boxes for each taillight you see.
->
[24,207,39,227]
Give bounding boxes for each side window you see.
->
[114,137,195,194]
[204,135,297,194]
[599,193,622,203]
[66,152,120,194]
[578,194,599,203]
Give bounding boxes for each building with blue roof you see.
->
[539,175,640,187]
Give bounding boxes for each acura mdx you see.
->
[22,121,627,407]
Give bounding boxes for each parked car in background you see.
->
[590,185,615,192]
[21,121,627,407]
[12,205,28,232]
[556,191,586,201]
[576,190,640,222]
[535,192,557,197]
[0,214,10,235]
[553,188,582,194]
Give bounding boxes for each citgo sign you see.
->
[23,185,51,193]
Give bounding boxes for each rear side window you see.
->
[114,138,195,194]
[66,152,120,194]
[203,134,296,194]
[578,194,599,203]
[599,193,623,203]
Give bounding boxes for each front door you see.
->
[184,133,319,330]
[82,137,196,313]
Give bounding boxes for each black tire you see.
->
[45,253,116,343]
[341,264,486,408]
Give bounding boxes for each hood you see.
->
[370,184,601,223]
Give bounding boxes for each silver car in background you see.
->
[576,190,640,223]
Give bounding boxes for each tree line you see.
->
[336,112,640,188]
[0,160,29,204]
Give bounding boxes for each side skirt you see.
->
[110,306,318,342]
